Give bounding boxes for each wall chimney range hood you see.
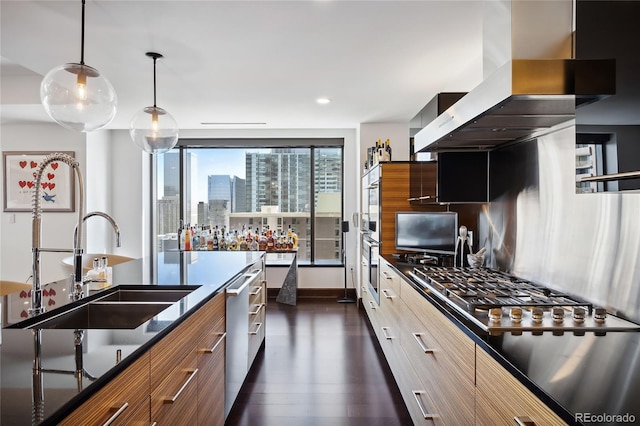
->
[413,0,616,153]
[413,58,615,153]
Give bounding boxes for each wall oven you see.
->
[363,237,379,304]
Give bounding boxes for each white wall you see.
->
[0,123,86,284]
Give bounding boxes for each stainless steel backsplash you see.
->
[481,123,640,323]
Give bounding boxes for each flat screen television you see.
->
[395,211,458,254]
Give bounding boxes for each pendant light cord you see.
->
[152,56,157,108]
[80,0,86,65]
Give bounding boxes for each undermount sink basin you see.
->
[6,285,201,330]
[24,301,174,330]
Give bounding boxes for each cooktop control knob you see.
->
[594,307,607,324]
[531,307,544,324]
[509,307,523,323]
[488,308,503,322]
[552,307,565,323]
[572,307,586,324]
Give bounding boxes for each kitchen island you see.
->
[0,250,264,425]
[380,256,640,426]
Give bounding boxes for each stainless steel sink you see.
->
[6,285,201,330]
[24,301,174,329]
[96,286,200,303]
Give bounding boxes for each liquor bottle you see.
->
[373,139,381,163]
[292,227,298,249]
[267,228,275,251]
[206,229,214,251]
[185,225,192,251]
[258,230,268,251]
[384,139,392,161]
[212,229,219,250]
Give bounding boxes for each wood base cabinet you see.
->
[369,258,566,426]
[476,349,567,426]
[59,353,150,426]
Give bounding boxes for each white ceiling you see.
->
[0,1,484,130]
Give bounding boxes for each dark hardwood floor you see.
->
[225,298,413,426]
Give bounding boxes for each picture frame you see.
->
[2,151,76,212]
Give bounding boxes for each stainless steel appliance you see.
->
[363,237,379,304]
[225,268,262,417]
[409,266,640,336]
[364,165,379,243]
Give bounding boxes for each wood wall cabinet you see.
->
[370,162,446,256]
[59,352,150,426]
[409,161,438,205]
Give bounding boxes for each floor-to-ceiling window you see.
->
[154,139,343,265]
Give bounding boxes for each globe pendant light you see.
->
[40,0,117,132]
[129,52,179,155]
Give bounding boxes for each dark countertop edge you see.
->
[37,257,259,426]
[382,255,580,426]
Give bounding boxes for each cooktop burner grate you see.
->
[412,267,593,313]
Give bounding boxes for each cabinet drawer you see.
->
[379,260,401,296]
[393,348,441,426]
[60,353,149,426]
[248,318,265,366]
[197,332,225,426]
[151,350,198,425]
[150,293,224,389]
[476,348,567,426]
[249,282,265,305]
[112,396,150,426]
[401,280,475,383]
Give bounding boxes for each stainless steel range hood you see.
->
[413,0,616,153]
[413,58,615,152]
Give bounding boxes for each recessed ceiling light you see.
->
[316,98,331,104]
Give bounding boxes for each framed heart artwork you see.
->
[2,151,75,212]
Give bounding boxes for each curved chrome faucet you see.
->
[31,153,84,315]
[74,211,122,249]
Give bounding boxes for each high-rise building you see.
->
[231,176,246,212]
[161,151,198,226]
[157,195,180,235]
[245,148,311,213]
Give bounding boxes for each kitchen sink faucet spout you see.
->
[73,211,122,250]
[31,153,84,316]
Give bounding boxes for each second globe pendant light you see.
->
[129,52,179,154]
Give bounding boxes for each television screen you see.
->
[395,212,458,254]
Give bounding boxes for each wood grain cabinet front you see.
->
[59,353,150,426]
[476,348,568,426]
[151,350,198,425]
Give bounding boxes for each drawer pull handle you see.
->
[151,423,157,426]
[381,326,394,340]
[204,332,226,353]
[412,390,436,419]
[249,303,264,315]
[514,416,535,426]
[249,286,262,296]
[411,333,435,353]
[362,286,368,293]
[382,271,393,280]
[381,289,393,299]
[249,322,263,335]
[368,301,377,310]
[165,369,198,403]
[103,402,129,426]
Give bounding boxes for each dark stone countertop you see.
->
[384,256,640,426]
[0,250,264,426]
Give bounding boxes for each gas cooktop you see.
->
[409,266,640,336]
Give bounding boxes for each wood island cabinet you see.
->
[370,258,566,426]
[150,291,226,425]
[59,352,150,426]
